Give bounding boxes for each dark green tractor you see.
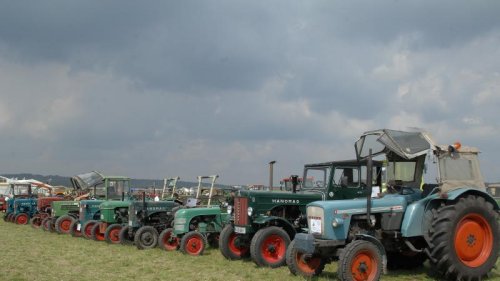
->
[220,159,383,268]
[103,177,180,245]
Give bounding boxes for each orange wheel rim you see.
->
[295,252,322,274]
[454,213,493,267]
[350,250,378,281]
[109,227,121,243]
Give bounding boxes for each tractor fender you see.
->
[354,234,387,274]
[401,187,499,237]
[252,216,296,239]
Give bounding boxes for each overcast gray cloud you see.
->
[0,1,499,184]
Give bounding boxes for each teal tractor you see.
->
[287,129,499,281]
[160,175,230,256]
[107,177,180,247]
[66,171,131,239]
[3,181,35,224]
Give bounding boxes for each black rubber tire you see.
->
[81,220,98,239]
[428,195,500,281]
[48,217,57,233]
[3,212,11,222]
[387,252,426,270]
[119,225,134,245]
[250,226,291,268]
[91,223,106,242]
[286,239,326,277]
[134,226,159,250]
[55,215,75,234]
[7,213,15,222]
[41,217,51,231]
[30,215,43,229]
[69,219,83,237]
[180,231,207,256]
[337,240,382,281]
[219,224,250,260]
[104,224,122,244]
[158,228,179,251]
[207,232,220,248]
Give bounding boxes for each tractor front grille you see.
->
[234,197,248,226]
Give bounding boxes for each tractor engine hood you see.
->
[237,189,324,205]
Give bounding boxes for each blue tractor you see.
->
[287,129,499,281]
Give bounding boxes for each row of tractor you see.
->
[2,129,499,281]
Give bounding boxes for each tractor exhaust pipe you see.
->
[291,175,299,194]
[142,191,147,219]
[269,161,276,191]
[366,149,374,227]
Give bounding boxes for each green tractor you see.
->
[287,129,499,281]
[159,175,230,256]
[65,171,131,239]
[220,159,383,267]
[103,177,180,246]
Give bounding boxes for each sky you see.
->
[0,1,499,185]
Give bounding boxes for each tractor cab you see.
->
[3,182,37,223]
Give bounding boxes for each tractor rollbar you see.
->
[366,149,374,228]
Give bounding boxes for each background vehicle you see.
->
[287,129,499,281]
[220,160,383,267]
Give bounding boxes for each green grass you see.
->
[0,218,499,281]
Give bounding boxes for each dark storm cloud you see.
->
[0,1,499,183]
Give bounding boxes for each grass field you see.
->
[0,218,499,281]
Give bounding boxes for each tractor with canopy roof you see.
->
[287,129,499,281]
[3,181,36,224]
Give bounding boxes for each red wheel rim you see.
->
[84,223,95,238]
[295,251,322,274]
[185,235,203,255]
[350,250,378,281]
[228,232,248,256]
[454,213,493,267]
[16,214,28,225]
[260,234,286,263]
[109,227,121,243]
[162,230,179,251]
[95,228,105,241]
[60,218,72,233]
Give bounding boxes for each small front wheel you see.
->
[15,213,29,225]
[119,225,134,245]
[250,226,290,268]
[286,239,325,277]
[158,228,179,251]
[105,224,122,244]
[338,240,382,281]
[180,231,207,256]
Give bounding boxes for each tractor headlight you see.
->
[247,207,253,217]
[51,208,55,216]
[332,218,344,228]
[227,205,232,214]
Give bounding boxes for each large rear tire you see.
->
[180,231,207,256]
[286,239,326,277]
[158,228,179,251]
[219,224,250,260]
[105,224,122,244]
[428,195,499,281]
[15,213,29,225]
[250,226,290,268]
[134,226,159,250]
[55,215,75,234]
[338,240,382,281]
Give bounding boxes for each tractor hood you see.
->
[100,200,130,210]
[355,129,434,160]
[237,189,324,205]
